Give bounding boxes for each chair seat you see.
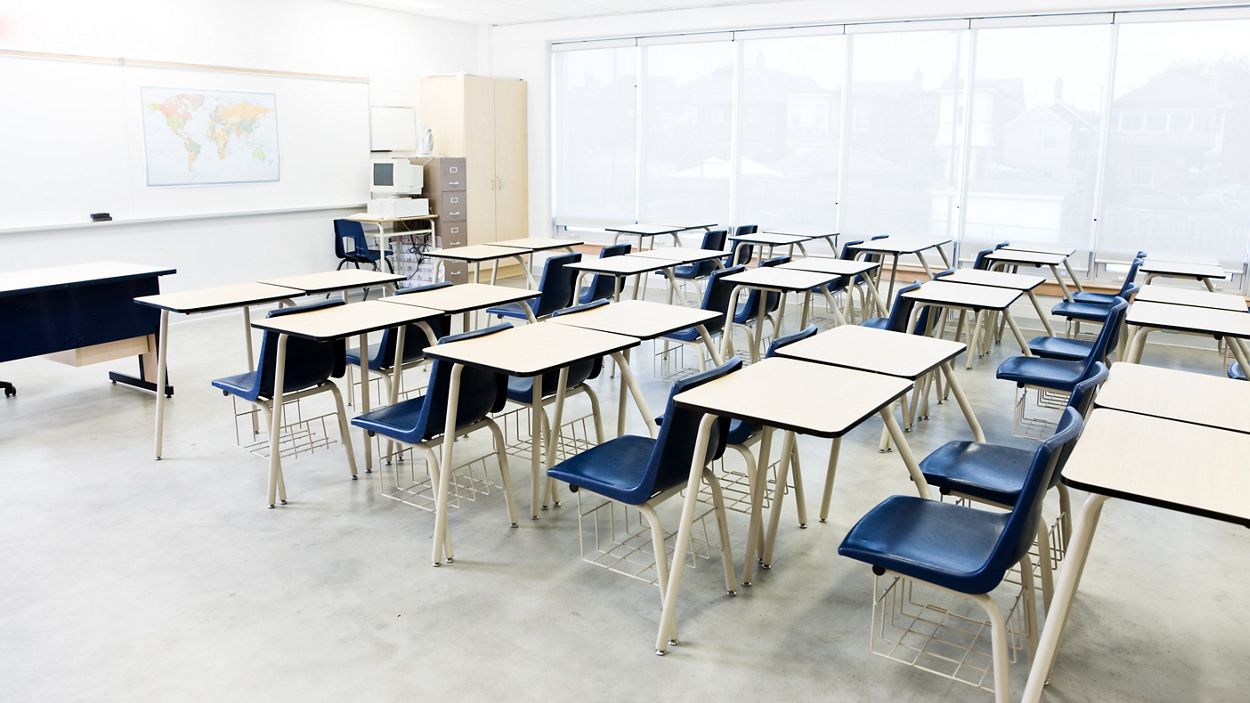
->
[547,435,660,505]
[726,418,756,446]
[345,343,385,371]
[487,299,538,320]
[838,495,1011,595]
[1072,291,1120,305]
[1230,362,1246,381]
[350,395,448,445]
[661,263,705,280]
[859,317,890,330]
[995,356,1087,391]
[920,441,1034,506]
[1025,335,1095,361]
[1051,300,1114,322]
[211,371,262,402]
[664,325,707,343]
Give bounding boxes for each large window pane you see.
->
[841,30,967,240]
[640,40,734,224]
[553,46,637,224]
[1100,20,1250,264]
[736,34,844,232]
[961,24,1111,264]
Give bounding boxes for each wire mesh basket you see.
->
[576,493,720,587]
[232,396,338,460]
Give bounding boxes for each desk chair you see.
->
[211,300,357,493]
[547,360,741,609]
[334,219,392,273]
[920,363,1107,610]
[662,229,727,302]
[731,255,789,360]
[1052,258,1142,337]
[971,242,1009,271]
[839,408,1083,703]
[1069,251,1146,306]
[661,265,746,371]
[345,281,453,402]
[1229,362,1246,381]
[824,239,871,322]
[351,324,519,562]
[580,244,632,303]
[1034,285,1137,361]
[487,252,582,322]
[860,280,923,333]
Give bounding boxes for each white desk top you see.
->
[424,320,639,376]
[723,267,838,292]
[941,268,1045,291]
[1135,285,1246,312]
[1061,409,1250,526]
[135,282,301,314]
[1001,243,1076,257]
[984,249,1068,266]
[729,232,812,246]
[604,222,714,235]
[764,230,838,239]
[903,280,1023,310]
[493,237,583,251]
[849,236,951,255]
[778,257,878,277]
[1126,300,1250,339]
[1095,363,1250,434]
[422,244,529,262]
[251,300,442,341]
[775,324,965,379]
[380,282,536,314]
[346,213,437,223]
[632,247,728,263]
[0,261,175,297]
[1146,254,1221,267]
[673,357,912,438]
[1140,259,1227,279]
[258,269,403,294]
[548,300,720,340]
[565,254,673,276]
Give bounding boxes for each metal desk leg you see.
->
[1021,494,1109,702]
[935,243,952,268]
[267,334,290,508]
[818,437,842,523]
[742,426,775,586]
[1062,258,1084,292]
[432,364,462,565]
[1126,326,1151,363]
[1027,291,1056,336]
[885,254,901,307]
[1049,265,1074,301]
[721,288,745,362]
[542,367,571,510]
[616,348,630,437]
[612,350,657,437]
[530,378,544,519]
[243,306,260,436]
[915,251,936,278]
[762,430,797,568]
[941,361,986,443]
[751,287,766,362]
[879,408,930,499]
[358,333,373,471]
[153,309,171,459]
[1203,277,1217,292]
[821,288,848,326]
[695,324,724,366]
[1003,310,1034,356]
[663,268,681,306]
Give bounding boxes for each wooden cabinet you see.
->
[422,157,468,283]
[419,74,528,245]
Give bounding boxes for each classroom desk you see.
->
[1124,300,1250,369]
[346,212,438,272]
[721,267,845,360]
[728,231,813,260]
[423,321,644,564]
[379,282,539,330]
[548,300,724,435]
[1,262,176,399]
[940,268,1055,336]
[1139,259,1228,291]
[258,269,404,297]
[565,254,685,304]
[493,237,584,282]
[604,222,716,250]
[902,280,1032,368]
[135,282,303,460]
[774,325,982,490]
[848,236,953,306]
[1000,243,1084,291]
[251,300,444,507]
[1134,284,1246,312]
[630,247,729,265]
[423,245,536,287]
[764,230,839,253]
[1020,408,1250,702]
[777,257,886,319]
[656,357,919,654]
[983,248,1076,301]
[1093,363,1250,433]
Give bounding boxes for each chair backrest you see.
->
[583,243,631,303]
[725,242,755,268]
[533,252,583,317]
[995,241,1011,249]
[1119,257,1144,296]
[255,300,347,398]
[733,224,758,236]
[376,282,454,368]
[695,264,746,335]
[737,256,789,320]
[630,359,742,503]
[333,219,369,259]
[412,324,512,441]
[877,280,923,333]
[980,408,1084,591]
[684,229,728,278]
[972,247,995,270]
[524,300,608,395]
[1051,362,1108,481]
[1084,298,1128,370]
[727,325,821,444]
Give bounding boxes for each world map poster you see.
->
[140,87,280,186]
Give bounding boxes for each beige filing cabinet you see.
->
[423,157,468,283]
[420,74,528,249]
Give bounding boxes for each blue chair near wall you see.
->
[487,252,582,321]
[1027,289,1136,361]
[839,408,1085,703]
[662,230,727,301]
[1068,252,1146,306]
[661,265,746,371]
[334,219,392,273]
[580,243,632,303]
[860,280,923,333]
[998,299,1126,392]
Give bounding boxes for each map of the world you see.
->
[141,87,280,186]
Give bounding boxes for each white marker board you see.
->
[0,53,371,230]
[370,106,418,152]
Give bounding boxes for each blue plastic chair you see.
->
[839,407,1085,703]
[547,360,742,605]
[723,242,755,269]
[671,229,727,280]
[1230,362,1246,381]
[1069,255,1144,306]
[334,219,391,273]
[730,255,789,360]
[860,280,923,333]
[212,300,357,498]
[487,252,583,321]
[661,265,746,371]
[580,243,631,304]
[1026,288,1134,361]
[351,323,519,561]
[345,282,452,398]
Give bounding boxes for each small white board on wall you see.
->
[369,105,417,152]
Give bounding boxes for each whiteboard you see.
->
[0,54,371,230]
[370,106,418,152]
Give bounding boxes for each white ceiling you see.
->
[338,0,787,26]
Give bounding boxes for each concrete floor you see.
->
[2,283,1248,702]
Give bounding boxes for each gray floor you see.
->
[3,284,1247,702]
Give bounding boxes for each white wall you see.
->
[0,0,481,291]
[488,0,1242,239]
